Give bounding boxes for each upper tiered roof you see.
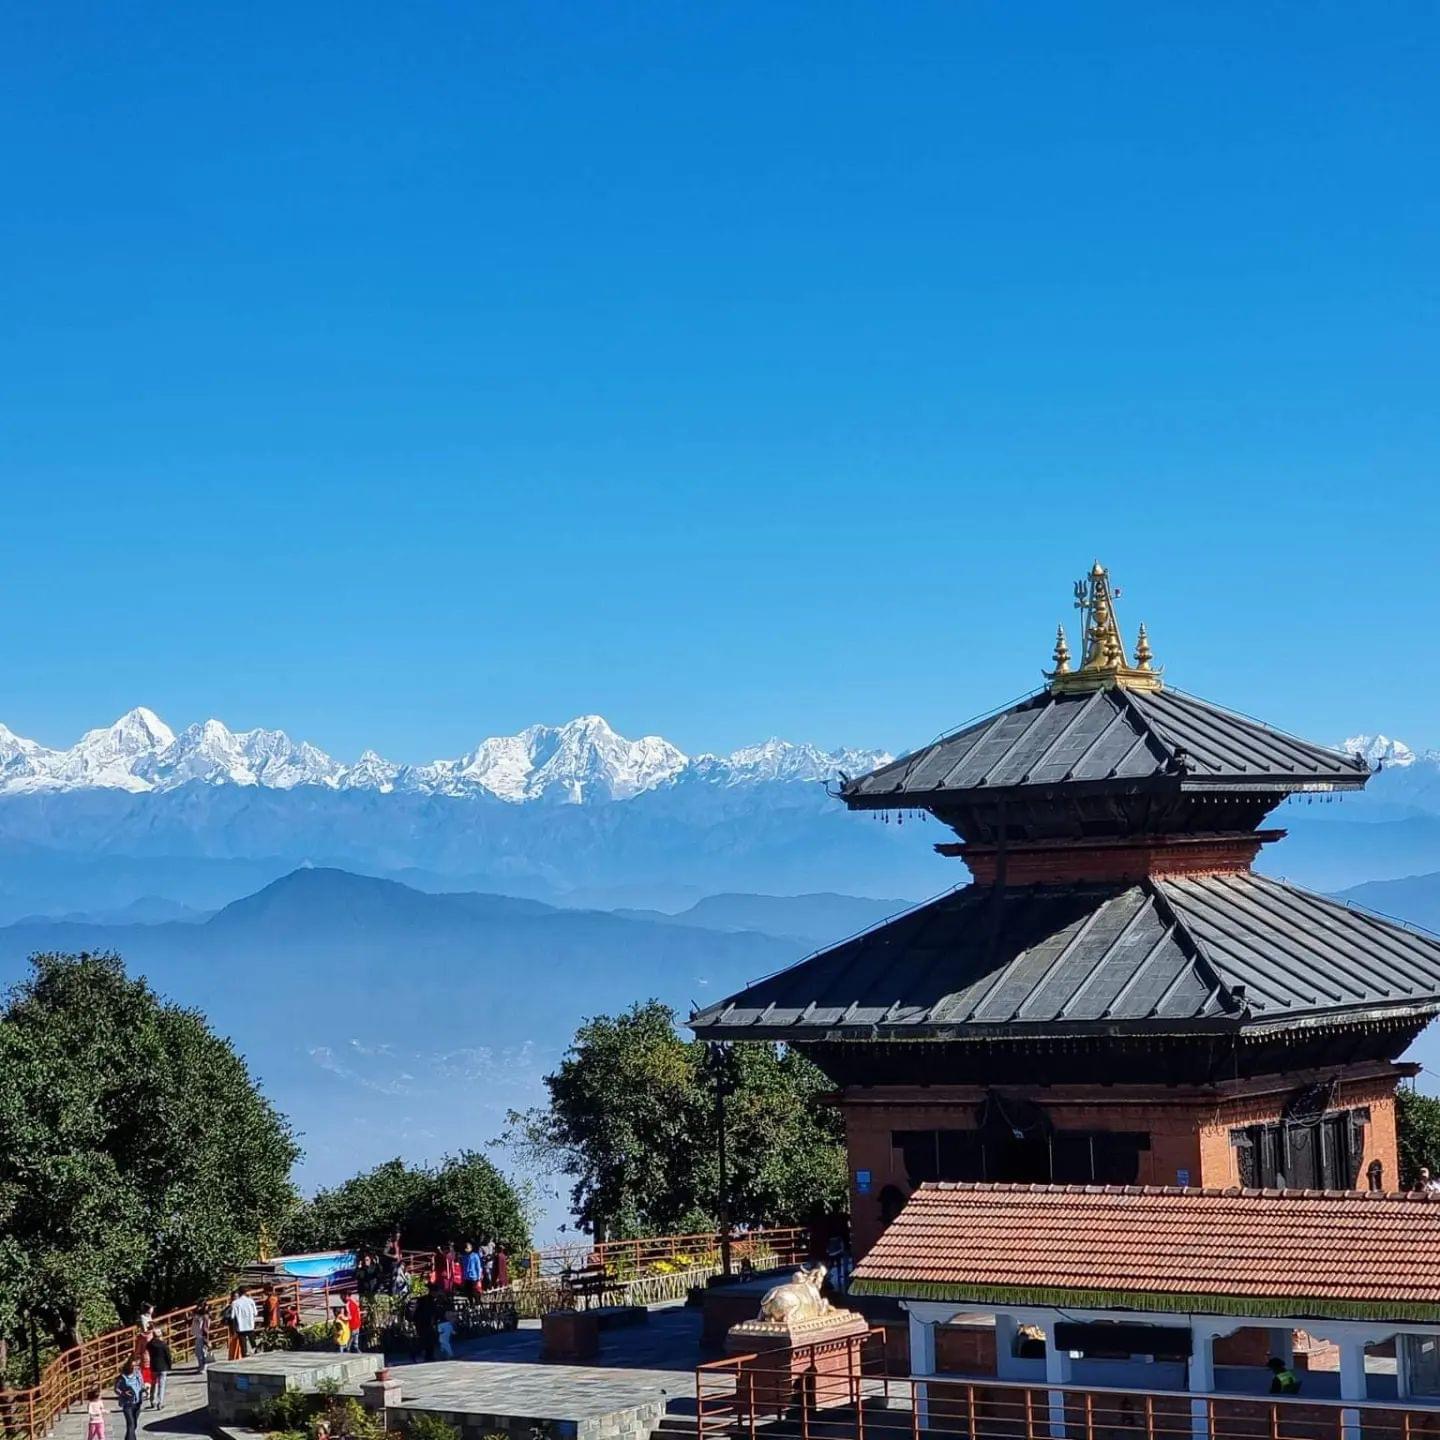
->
[841,563,1367,809]
[841,685,1368,806]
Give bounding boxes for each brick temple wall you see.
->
[843,1065,1404,1259]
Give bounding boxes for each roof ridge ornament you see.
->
[1047,562,1163,694]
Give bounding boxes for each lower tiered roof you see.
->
[849,1183,1440,1321]
[690,871,1440,1040]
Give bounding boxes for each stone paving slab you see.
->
[389,1361,681,1440]
[391,1360,682,1421]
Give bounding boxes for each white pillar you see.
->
[1042,1321,1071,1438]
[909,1310,936,1432]
[1188,1326,1215,1440]
[1339,1338,1367,1440]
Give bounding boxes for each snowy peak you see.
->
[337,749,402,793]
[46,706,176,791]
[0,710,881,803]
[437,714,689,803]
[714,738,892,786]
[136,720,345,790]
[1341,734,1420,768]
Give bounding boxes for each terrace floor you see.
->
[54,1303,710,1440]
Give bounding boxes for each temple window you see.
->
[893,1127,1150,1185]
[1230,1107,1367,1189]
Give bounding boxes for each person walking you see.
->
[115,1361,144,1440]
[135,1333,154,1405]
[461,1242,482,1297]
[191,1306,211,1371]
[262,1284,281,1332]
[137,1304,155,1339]
[148,1327,173,1410]
[344,1292,362,1353]
[86,1387,106,1440]
[229,1285,258,1357]
[493,1245,509,1290]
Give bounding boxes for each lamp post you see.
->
[705,1042,738,1277]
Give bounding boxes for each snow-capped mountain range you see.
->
[0,709,890,805]
[1342,734,1421,768]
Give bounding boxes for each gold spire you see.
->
[1048,563,1163,693]
[1050,625,1072,675]
[1134,622,1154,671]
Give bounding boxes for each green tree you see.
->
[1397,1086,1440,1188]
[0,952,299,1360]
[505,1000,846,1239]
[280,1153,530,1255]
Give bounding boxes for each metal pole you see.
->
[709,1043,733,1278]
[717,1077,732,1278]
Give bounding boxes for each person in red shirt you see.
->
[344,1294,362,1352]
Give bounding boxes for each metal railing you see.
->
[527,1226,809,1280]
[0,1279,301,1440]
[697,1332,1440,1440]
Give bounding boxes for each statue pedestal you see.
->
[724,1311,870,1415]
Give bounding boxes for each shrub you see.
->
[252,1390,320,1432]
[406,1417,462,1440]
[314,1396,384,1440]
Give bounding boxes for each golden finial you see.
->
[1049,563,1163,694]
[1050,625,1072,676]
[1134,623,1154,671]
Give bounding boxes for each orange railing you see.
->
[527,1226,809,1280]
[0,1279,301,1440]
[697,1333,1440,1440]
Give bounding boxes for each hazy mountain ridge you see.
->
[0,868,874,1194]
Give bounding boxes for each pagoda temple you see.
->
[691,564,1440,1258]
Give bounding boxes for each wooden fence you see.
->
[0,1280,300,1440]
[526,1226,809,1280]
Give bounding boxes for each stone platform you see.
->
[206,1351,378,1426]
[387,1360,683,1440]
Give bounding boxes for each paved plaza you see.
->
[51,1304,709,1440]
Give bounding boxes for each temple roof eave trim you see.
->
[689,1001,1440,1047]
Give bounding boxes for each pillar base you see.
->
[725,1313,870,1415]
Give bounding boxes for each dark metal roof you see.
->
[841,686,1369,805]
[689,873,1440,1041]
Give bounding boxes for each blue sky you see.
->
[3,2,1438,763]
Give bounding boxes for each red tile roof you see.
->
[849,1184,1440,1322]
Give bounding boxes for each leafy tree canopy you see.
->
[280,1152,531,1256]
[1397,1086,1440,1188]
[505,1000,846,1239]
[0,952,299,1355]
